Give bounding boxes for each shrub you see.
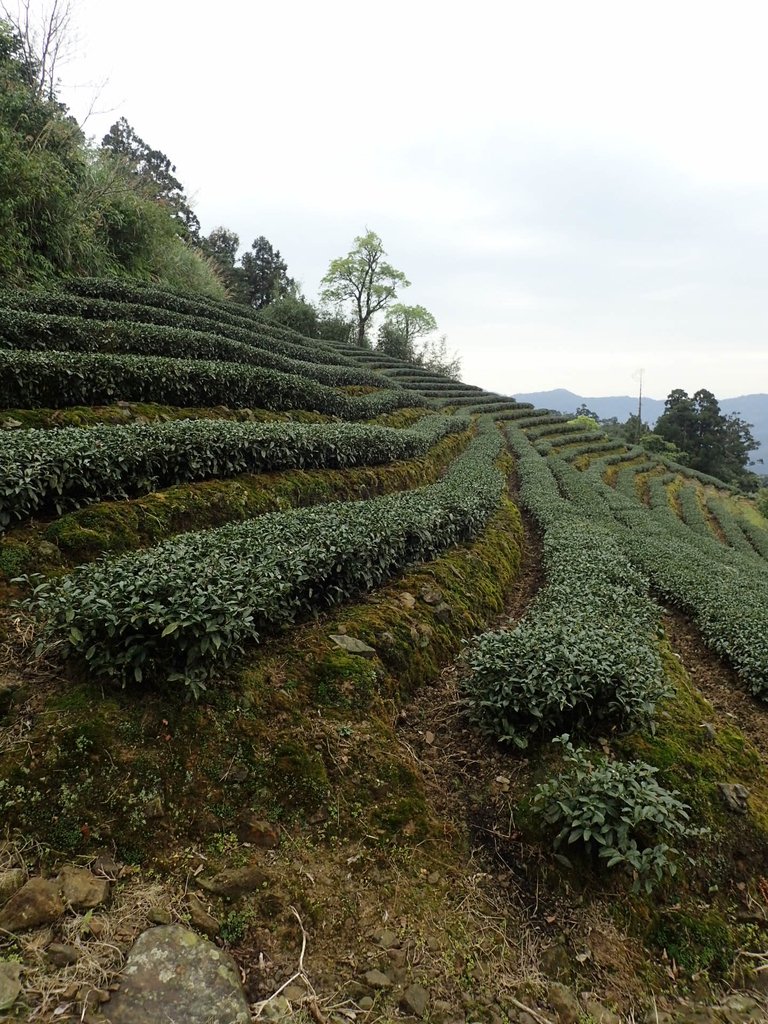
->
[534,744,699,891]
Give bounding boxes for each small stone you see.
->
[58,866,111,910]
[387,948,407,967]
[547,982,581,1024]
[427,871,440,884]
[0,962,21,1011]
[147,907,172,925]
[143,795,165,819]
[198,864,269,898]
[580,997,620,1024]
[363,969,392,990]
[424,731,435,745]
[359,996,374,1010]
[433,602,453,621]
[719,782,750,814]
[91,851,122,878]
[0,868,26,904]
[329,634,376,658]
[419,586,443,605]
[377,928,400,949]
[400,983,429,1017]
[236,815,279,847]
[227,763,250,784]
[0,876,64,932]
[186,894,220,938]
[283,983,307,1002]
[46,942,81,967]
[399,592,416,609]
[85,915,107,937]
[1,418,22,430]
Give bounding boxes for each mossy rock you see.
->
[648,908,736,977]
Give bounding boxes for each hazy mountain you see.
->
[513,389,768,468]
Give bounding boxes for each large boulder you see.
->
[106,925,250,1024]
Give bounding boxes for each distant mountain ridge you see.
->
[513,389,768,468]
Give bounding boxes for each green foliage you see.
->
[0,27,223,296]
[239,235,293,310]
[0,298,398,385]
[655,388,758,485]
[757,489,768,521]
[0,414,467,528]
[534,745,699,891]
[648,910,735,975]
[100,117,200,240]
[25,423,505,692]
[258,292,318,337]
[0,349,422,418]
[377,302,438,361]
[464,428,669,747]
[320,230,409,347]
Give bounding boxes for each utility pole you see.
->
[632,368,644,443]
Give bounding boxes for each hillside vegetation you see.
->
[1,280,768,1024]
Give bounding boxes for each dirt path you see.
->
[663,607,768,756]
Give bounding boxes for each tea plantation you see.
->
[1,280,768,1023]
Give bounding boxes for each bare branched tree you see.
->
[1,0,76,99]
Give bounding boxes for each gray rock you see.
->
[0,868,26,904]
[359,996,374,1009]
[91,851,122,878]
[0,876,64,932]
[377,928,400,949]
[329,634,376,657]
[146,907,172,925]
[58,865,110,910]
[0,962,21,1011]
[719,782,750,814]
[105,925,249,1024]
[197,864,268,897]
[547,982,581,1024]
[46,942,81,967]
[1,418,22,430]
[364,968,393,989]
[580,997,620,1024]
[401,983,430,1017]
[186,893,220,938]
[718,994,763,1023]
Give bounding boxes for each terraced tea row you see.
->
[26,421,506,693]
[550,450,768,698]
[464,426,668,748]
[0,306,397,390]
[0,413,467,528]
[62,277,324,351]
[0,350,423,417]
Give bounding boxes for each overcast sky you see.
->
[54,0,768,400]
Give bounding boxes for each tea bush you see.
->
[534,745,699,891]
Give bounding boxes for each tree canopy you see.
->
[101,117,200,241]
[655,388,759,485]
[320,230,409,347]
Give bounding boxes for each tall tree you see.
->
[101,117,200,240]
[320,230,409,347]
[377,303,436,357]
[655,388,758,484]
[1,0,74,100]
[239,235,293,310]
